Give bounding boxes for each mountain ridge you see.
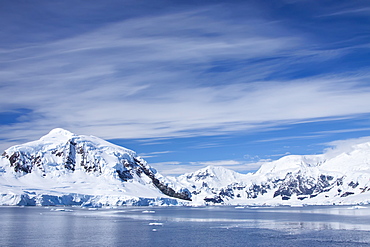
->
[1,128,370,206]
[174,145,370,205]
[0,128,191,206]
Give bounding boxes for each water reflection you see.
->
[78,205,370,232]
[1,206,370,246]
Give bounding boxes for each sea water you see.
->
[1,205,370,246]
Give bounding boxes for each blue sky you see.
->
[1,0,370,175]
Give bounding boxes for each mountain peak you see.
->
[179,165,248,188]
[0,128,192,205]
[201,165,238,174]
[200,165,233,175]
[39,128,75,142]
[46,128,74,137]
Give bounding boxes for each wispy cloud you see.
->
[157,135,370,176]
[323,136,370,158]
[255,134,326,143]
[138,150,173,158]
[314,127,370,135]
[1,3,370,152]
[152,159,266,176]
[189,160,240,167]
[148,161,189,176]
[320,7,370,17]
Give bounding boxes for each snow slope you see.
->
[174,143,370,206]
[1,128,370,206]
[0,128,190,206]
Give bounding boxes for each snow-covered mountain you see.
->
[1,128,370,207]
[0,128,191,206]
[174,144,370,206]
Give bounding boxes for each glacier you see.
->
[0,128,190,207]
[1,128,370,207]
[173,148,370,206]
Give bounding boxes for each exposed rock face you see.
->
[0,128,191,205]
[3,151,36,174]
[134,157,191,201]
[174,147,370,205]
[271,172,341,200]
[1,128,370,206]
[179,168,370,205]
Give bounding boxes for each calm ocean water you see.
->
[1,205,370,247]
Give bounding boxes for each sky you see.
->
[1,0,370,175]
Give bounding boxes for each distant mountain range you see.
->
[1,128,369,206]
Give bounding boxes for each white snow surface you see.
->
[1,128,370,207]
[174,165,251,194]
[171,141,370,206]
[0,128,185,207]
